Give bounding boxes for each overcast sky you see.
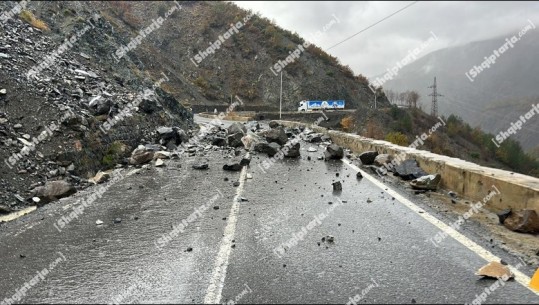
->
[233,1,539,77]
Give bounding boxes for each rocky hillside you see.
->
[85,1,381,111]
[0,1,193,210]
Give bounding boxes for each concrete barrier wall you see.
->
[197,113,253,122]
[277,120,539,214]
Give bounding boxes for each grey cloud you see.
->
[234,1,539,77]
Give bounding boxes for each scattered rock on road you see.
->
[254,142,280,157]
[394,160,428,181]
[211,137,227,147]
[321,235,335,244]
[374,154,393,167]
[324,144,344,160]
[0,204,11,214]
[223,162,242,172]
[266,127,288,145]
[154,151,172,159]
[31,180,76,203]
[410,174,441,191]
[284,143,300,158]
[356,172,363,179]
[332,181,342,191]
[307,133,323,143]
[228,122,247,135]
[192,162,209,170]
[475,261,513,280]
[269,121,280,128]
[155,159,165,167]
[359,151,379,165]
[91,171,111,184]
[129,146,155,165]
[157,126,188,147]
[503,210,539,233]
[240,153,251,166]
[227,133,244,148]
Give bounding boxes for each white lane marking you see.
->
[0,206,37,223]
[204,167,247,304]
[343,159,539,296]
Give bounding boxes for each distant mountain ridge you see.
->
[379,30,539,150]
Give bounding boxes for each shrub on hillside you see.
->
[340,116,355,132]
[385,132,408,146]
[20,10,49,31]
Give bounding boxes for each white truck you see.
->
[298,100,345,112]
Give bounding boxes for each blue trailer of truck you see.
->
[297,100,345,111]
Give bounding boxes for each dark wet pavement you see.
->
[1,124,538,304]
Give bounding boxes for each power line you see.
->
[326,1,419,51]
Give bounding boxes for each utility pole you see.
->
[279,71,283,119]
[428,77,442,117]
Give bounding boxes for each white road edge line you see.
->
[343,159,539,296]
[204,167,248,304]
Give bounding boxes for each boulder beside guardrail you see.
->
[276,120,539,214]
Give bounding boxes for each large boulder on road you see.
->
[254,142,280,157]
[241,132,262,151]
[284,143,300,158]
[240,153,251,166]
[227,133,244,148]
[227,122,246,135]
[374,154,393,167]
[503,210,539,233]
[266,127,288,145]
[307,133,323,143]
[410,174,441,191]
[269,121,280,128]
[223,162,243,172]
[359,151,379,165]
[31,180,76,203]
[324,144,344,160]
[212,136,227,147]
[129,146,154,165]
[394,160,427,180]
[157,126,188,147]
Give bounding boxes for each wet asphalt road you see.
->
[0,117,538,304]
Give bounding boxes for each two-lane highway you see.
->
[0,118,538,304]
